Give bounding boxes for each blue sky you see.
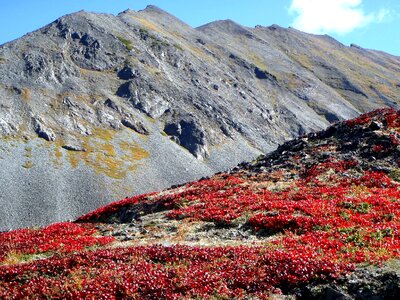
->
[0,0,399,56]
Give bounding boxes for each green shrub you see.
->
[389,168,400,182]
[117,36,133,51]
[173,43,184,51]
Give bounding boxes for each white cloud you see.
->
[375,8,391,22]
[289,0,390,35]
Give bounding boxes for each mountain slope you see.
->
[1,6,400,230]
[1,109,400,299]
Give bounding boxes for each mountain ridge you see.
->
[0,6,400,230]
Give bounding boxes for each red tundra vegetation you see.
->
[1,108,400,299]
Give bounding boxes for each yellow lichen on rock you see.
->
[24,147,32,158]
[120,140,150,161]
[22,160,34,169]
[133,17,161,33]
[61,128,150,179]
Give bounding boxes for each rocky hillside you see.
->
[1,108,400,299]
[1,5,400,230]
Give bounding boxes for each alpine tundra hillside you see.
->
[0,5,399,230]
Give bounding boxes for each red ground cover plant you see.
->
[0,244,352,299]
[77,192,156,221]
[0,222,114,264]
[345,107,400,127]
[2,163,399,298]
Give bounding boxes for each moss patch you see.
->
[389,168,400,182]
[22,161,34,169]
[21,88,31,102]
[120,141,150,162]
[134,17,161,33]
[173,43,184,51]
[61,128,150,179]
[53,144,63,167]
[186,45,209,61]
[117,36,133,51]
[1,251,50,266]
[24,147,32,158]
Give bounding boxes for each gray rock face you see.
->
[164,118,209,160]
[302,261,400,300]
[0,5,400,230]
[32,117,56,141]
[117,80,171,118]
[121,118,149,135]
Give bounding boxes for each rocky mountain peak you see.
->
[141,4,167,13]
[267,24,283,30]
[197,19,249,34]
[118,8,136,15]
[132,4,192,30]
[0,7,399,231]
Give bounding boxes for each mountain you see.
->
[1,5,400,230]
[1,108,400,299]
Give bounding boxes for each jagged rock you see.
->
[116,81,170,118]
[61,137,86,151]
[0,118,16,135]
[350,43,362,49]
[32,117,55,141]
[302,285,352,300]
[343,265,400,300]
[121,118,149,135]
[164,118,209,159]
[67,20,126,71]
[324,112,340,123]
[62,144,86,152]
[117,65,139,80]
[116,82,132,98]
[254,67,276,81]
[97,110,120,129]
[133,93,169,118]
[24,53,49,77]
[104,98,120,111]
[196,38,206,45]
[302,263,400,300]
[369,121,382,131]
[76,122,92,135]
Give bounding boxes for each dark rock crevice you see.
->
[164,117,209,160]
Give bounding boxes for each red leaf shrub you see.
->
[0,244,354,299]
[0,223,114,263]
